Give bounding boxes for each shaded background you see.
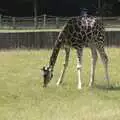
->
[0,0,120,17]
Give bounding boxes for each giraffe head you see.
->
[41,66,53,87]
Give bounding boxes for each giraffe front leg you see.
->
[77,48,83,90]
[89,47,98,87]
[77,63,82,90]
[56,47,70,86]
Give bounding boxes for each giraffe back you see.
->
[59,16,105,48]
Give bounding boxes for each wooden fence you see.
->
[0,14,120,49]
[0,14,120,29]
[0,31,120,49]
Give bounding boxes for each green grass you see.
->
[0,48,120,120]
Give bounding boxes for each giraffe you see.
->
[41,15,110,89]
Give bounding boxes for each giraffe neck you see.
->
[48,39,62,71]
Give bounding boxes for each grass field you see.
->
[0,48,120,120]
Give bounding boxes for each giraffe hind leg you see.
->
[56,47,70,86]
[89,47,98,87]
[97,46,110,88]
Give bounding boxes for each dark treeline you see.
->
[0,0,120,17]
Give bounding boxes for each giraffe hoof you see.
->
[89,84,93,87]
[56,82,60,87]
[77,86,82,90]
[107,85,113,89]
[88,82,94,87]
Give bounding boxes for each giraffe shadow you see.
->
[95,84,120,91]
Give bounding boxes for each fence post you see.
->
[43,14,46,27]
[56,17,59,28]
[34,16,38,28]
[12,17,16,29]
[0,14,2,28]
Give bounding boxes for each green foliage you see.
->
[0,48,120,120]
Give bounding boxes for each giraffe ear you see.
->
[41,66,45,71]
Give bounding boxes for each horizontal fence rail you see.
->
[0,14,120,29]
